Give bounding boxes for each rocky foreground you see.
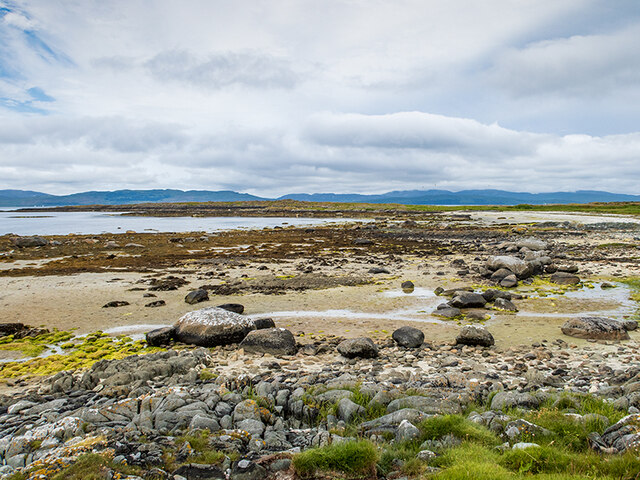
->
[2,323,640,479]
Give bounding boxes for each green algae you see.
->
[0,330,164,379]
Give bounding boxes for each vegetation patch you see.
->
[293,440,379,478]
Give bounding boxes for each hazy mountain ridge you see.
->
[1,188,639,207]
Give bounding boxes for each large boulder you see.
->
[239,328,297,355]
[490,392,540,410]
[450,292,487,308]
[456,325,494,347]
[174,307,256,346]
[486,256,533,279]
[561,317,630,341]
[11,236,48,248]
[337,337,378,358]
[217,303,244,314]
[392,326,424,348]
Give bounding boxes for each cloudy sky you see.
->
[1,0,640,196]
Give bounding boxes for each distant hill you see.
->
[1,188,639,207]
[278,189,640,205]
[0,189,264,207]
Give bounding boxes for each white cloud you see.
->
[0,0,639,195]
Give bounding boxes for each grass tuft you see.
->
[293,440,379,478]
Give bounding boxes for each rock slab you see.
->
[174,307,256,347]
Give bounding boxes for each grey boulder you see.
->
[486,256,533,279]
[11,236,48,248]
[239,328,297,355]
[450,292,487,308]
[456,325,495,347]
[551,272,581,285]
[174,307,256,346]
[145,326,176,346]
[337,337,378,358]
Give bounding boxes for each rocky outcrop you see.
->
[11,236,48,248]
[561,317,630,340]
[174,307,256,346]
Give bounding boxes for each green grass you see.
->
[293,440,379,478]
[48,453,141,480]
[419,414,500,447]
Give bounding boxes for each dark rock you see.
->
[392,326,424,348]
[102,301,130,308]
[500,274,518,288]
[145,300,166,307]
[482,290,512,302]
[550,272,581,285]
[174,307,256,347]
[0,323,48,339]
[230,459,268,480]
[490,268,513,283]
[450,292,487,308]
[600,414,640,453]
[354,238,373,246]
[557,264,579,273]
[185,289,209,305]
[337,337,378,358]
[456,325,494,347]
[337,398,365,423]
[253,318,276,330]
[239,328,297,355]
[494,298,518,312]
[173,463,225,479]
[369,267,390,274]
[401,280,415,292]
[622,320,638,331]
[11,236,48,248]
[146,326,176,346]
[217,303,244,314]
[561,316,630,340]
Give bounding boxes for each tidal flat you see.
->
[1,203,640,480]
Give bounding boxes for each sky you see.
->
[1,0,640,196]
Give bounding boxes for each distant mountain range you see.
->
[1,188,639,207]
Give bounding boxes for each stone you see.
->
[416,450,437,462]
[600,414,640,453]
[189,414,220,432]
[456,325,494,347]
[236,418,265,437]
[396,419,421,442]
[486,256,533,279]
[253,318,276,330]
[550,272,581,285]
[146,326,176,346]
[450,292,487,308]
[494,298,518,312]
[622,320,638,331]
[145,300,166,307]
[500,275,518,288]
[392,326,424,348]
[337,398,365,423]
[239,328,297,355]
[11,236,48,248]
[217,303,244,314]
[102,301,129,308]
[337,337,378,358]
[173,463,225,479]
[401,280,415,293]
[433,306,461,318]
[482,290,512,302]
[490,268,513,283]
[230,459,268,480]
[174,307,256,347]
[185,289,209,304]
[561,317,629,340]
[512,442,540,450]
[387,396,461,415]
[516,238,548,251]
[490,392,540,410]
[369,267,390,274]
